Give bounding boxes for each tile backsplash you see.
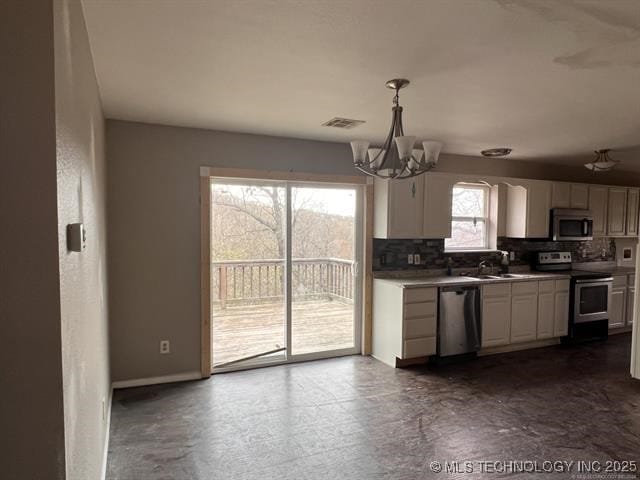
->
[373,237,616,271]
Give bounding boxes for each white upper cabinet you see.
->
[626,188,639,237]
[551,182,589,209]
[373,176,424,238]
[506,181,551,238]
[570,184,589,209]
[589,186,608,236]
[607,187,627,237]
[551,182,570,208]
[423,174,454,238]
[373,173,454,239]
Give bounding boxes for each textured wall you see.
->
[54,0,111,479]
[106,120,357,381]
[373,237,616,271]
[0,1,66,478]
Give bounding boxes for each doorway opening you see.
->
[208,178,363,372]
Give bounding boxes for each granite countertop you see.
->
[572,262,635,276]
[374,271,571,288]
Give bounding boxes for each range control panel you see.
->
[536,251,572,264]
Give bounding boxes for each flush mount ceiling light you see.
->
[350,79,443,179]
[584,149,620,172]
[481,148,512,157]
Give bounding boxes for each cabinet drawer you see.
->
[404,287,437,304]
[403,301,436,319]
[404,316,437,339]
[555,279,570,292]
[483,283,511,298]
[538,280,554,294]
[512,281,538,296]
[402,337,436,358]
[629,274,635,287]
[613,275,628,288]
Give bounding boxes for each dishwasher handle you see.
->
[440,286,480,294]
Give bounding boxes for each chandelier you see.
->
[584,149,619,172]
[350,78,443,179]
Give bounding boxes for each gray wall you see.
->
[0,1,110,478]
[54,0,111,479]
[107,119,639,381]
[0,1,66,478]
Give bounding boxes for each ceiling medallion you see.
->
[350,78,443,179]
[584,149,619,172]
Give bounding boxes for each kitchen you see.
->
[371,173,638,367]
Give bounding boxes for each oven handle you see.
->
[575,277,613,284]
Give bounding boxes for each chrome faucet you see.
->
[478,260,493,275]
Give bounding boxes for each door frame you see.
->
[200,166,373,377]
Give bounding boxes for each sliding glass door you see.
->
[210,179,362,372]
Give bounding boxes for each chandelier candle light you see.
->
[350,78,443,179]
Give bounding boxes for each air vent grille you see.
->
[322,117,365,129]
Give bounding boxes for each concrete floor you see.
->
[107,333,640,480]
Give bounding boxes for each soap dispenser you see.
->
[499,251,510,274]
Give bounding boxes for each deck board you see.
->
[211,298,354,366]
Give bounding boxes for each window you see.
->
[445,183,489,250]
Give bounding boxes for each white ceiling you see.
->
[82,0,640,167]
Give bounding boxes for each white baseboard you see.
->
[111,371,202,389]
[101,386,113,480]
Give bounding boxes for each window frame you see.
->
[445,182,491,251]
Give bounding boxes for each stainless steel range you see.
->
[533,252,612,342]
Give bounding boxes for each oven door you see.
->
[573,278,612,324]
[553,216,593,241]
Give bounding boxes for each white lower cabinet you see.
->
[372,281,437,367]
[510,282,538,343]
[537,281,555,339]
[553,290,570,336]
[481,295,511,347]
[610,287,627,328]
[482,279,569,349]
[627,287,635,326]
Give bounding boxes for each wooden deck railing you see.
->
[212,258,354,308]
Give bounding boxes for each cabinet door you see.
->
[626,188,639,237]
[526,181,551,238]
[510,294,538,343]
[553,291,570,336]
[609,287,626,328]
[589,186,608,237]
[627,287,635,326]
[423,174,453,238]
[537,291,555,339]
[551,182,570,208]
[388,176,424,238]
[570,184,589,209]
[607,187,627,237]
[481,296,511,347]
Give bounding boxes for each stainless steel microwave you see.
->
[551,208,593,241]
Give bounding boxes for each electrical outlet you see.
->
[509,251,515,261]
[160,340,170,354]
[407,254,414,265]
[414,254,421,265]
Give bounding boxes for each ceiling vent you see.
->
[322,117,365,129]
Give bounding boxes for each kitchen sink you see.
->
[460,273,530,280]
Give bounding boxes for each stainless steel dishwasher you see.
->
[438,286,481,357]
